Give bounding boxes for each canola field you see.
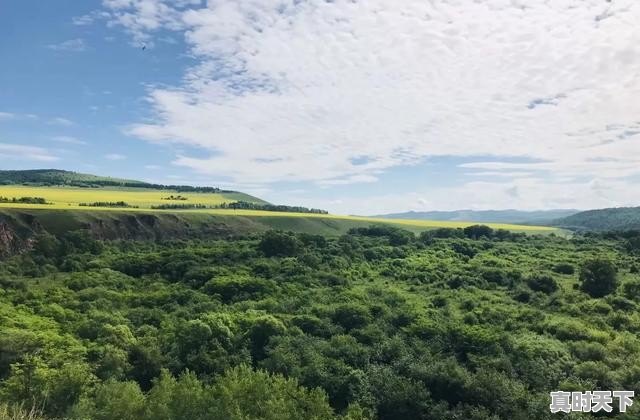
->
[0,185,257,209]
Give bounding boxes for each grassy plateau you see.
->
[0,185,557,234]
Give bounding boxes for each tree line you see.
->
[0,196,49,204]
[151,201,328,214]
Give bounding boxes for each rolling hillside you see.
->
[0,169,253,195]
[0,169,146,187]
[373,209,579,225]
[0,169,557,257]
[554,206,640,231]
[0,169,268,207]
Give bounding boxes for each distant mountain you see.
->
[373,209,580,225]
[553,206,640,231]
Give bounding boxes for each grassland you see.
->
[0,184,558,234]
[170,210,556,233]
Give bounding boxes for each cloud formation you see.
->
[105,153,127,160]
[93,0,640,209]
[48,117,75,127]
[299,177,640,215]
[0,112,16,121]
[0,143,58,162]
[47,39,87,52]
[0,112,37,121]
[100,0,202,44]
[52,136,87,145]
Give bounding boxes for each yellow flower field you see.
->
[0,185,241,208]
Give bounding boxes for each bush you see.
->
[348,225,414,246]
[259,231,302,257]
[622,279,640,301]
[480,268,509,286]
[420,228,464,241]
[527,274,558,294]
[203,276,275,302]
[553,263,575,275]
[70,380,145,420]
[210,365,334,420]
[451,241,478,258]
[463,225,494,240]
[512,286,531,303]
[332,304,372,331]
[570,341,606,361]
[579,258,618,298]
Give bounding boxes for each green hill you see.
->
[373,209,579,225]
[0,208,558,256]
[0,170,557,254]
[0,169,269,205]
[554,206,640,231]
[0,169,145,187]
[0,169,238,195]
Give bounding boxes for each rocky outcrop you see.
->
[0,210,261,258]
[0,222,30,257]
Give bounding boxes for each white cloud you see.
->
[101,0,201,44]
[300,177,640,215]
[52,136,87,145]
[72,10,110,26]
[47,39,87,52]
[317,174,379,186]
[105,153,127,160]
[49,117,75,127]
[0,112,16,121]
[93,0,640,210]
[73,15,95,26]
[0,143,58,162]
[468,171,535,178]
[0,112,38,121]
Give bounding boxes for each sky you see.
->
[1,0,639,215]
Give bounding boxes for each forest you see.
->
[1,225,640,419]
[0,170,227,194]
[554,207,640,232]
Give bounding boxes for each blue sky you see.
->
[1,0,639,215]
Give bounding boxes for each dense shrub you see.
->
[526,274,558,294]
[552,262,575,275]
[259,231,302,257]
[622,279,640,301]
[1,227,638,419]
[579,258,618,298]
[203,276,276,302]
[463,225,494,240]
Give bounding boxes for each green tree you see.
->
[70,380,145,420]
[144,370,209,420]
[527,274,558,294]
[209,365,335,420]
[463,225,493,240]
[259,231,302,257]
[579,258,618,298]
